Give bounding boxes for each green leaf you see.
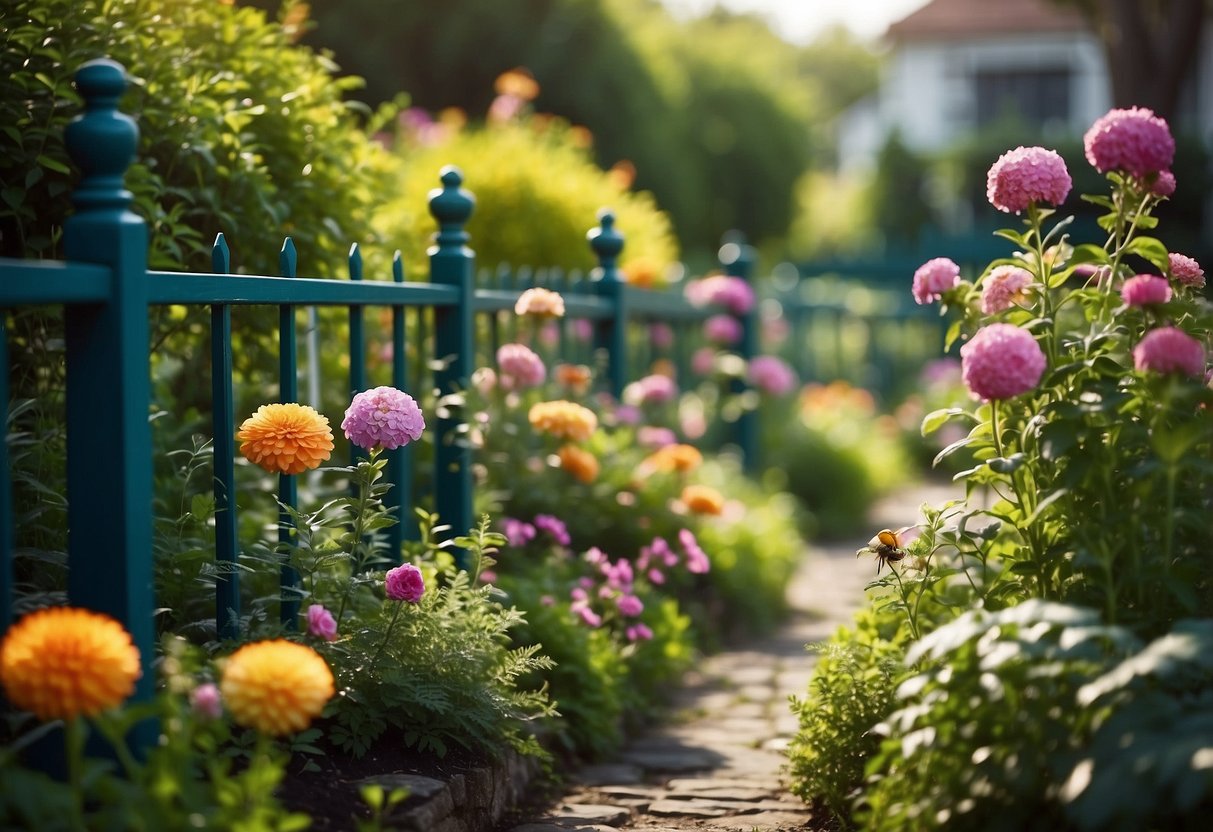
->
[988,454,1025,474]
[1124,236,1169,272]
[35,154,70,175]
[921,407,971,437]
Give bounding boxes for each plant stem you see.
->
[370,601,405,664]
[334,458,375,628]
[65,718,87,832]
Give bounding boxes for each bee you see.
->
[857,528,910,574]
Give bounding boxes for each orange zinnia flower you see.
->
[558,444,600,483]
[528,400,598,442]
[515,287,566,318]
[494,68,540,101]
[555,363,592,394]
[0,607,141,721]
[681,484,725,515]
[237,403,335,475]
[622,256,660,288]
[639,443,703,476]
[220,640,335,736]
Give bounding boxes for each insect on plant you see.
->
[857,528,911,574]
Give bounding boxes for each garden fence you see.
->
[0,60,761,707]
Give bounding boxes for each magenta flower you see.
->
[650,323,674,349]
[190,683,223,721]
[1084,107,1175,178]
[573,603,602,628]
[496,343,546,390]
[747,355,797,396]
[980,265,1033,315]
[1169,253,1205,289]
[678,528,710,574]
[637,426,677,448]
[571,319,593,342]
[1151,170,1177,197]
[623,373,679,406]
[626,623,654,642]
[616,594,644,617]
[1134,327,1205,377]
[500,517,536,547]
[306,604,338,642]
[986,146,1072,214]
[692,347,717,376]
[960,324,1047,401]
[685,274,755,314]
[704,314,742,345]
[534,514,571,546]
[912,257,961,305]
[385,563,425,603]
[342,386,425,451]
[1121,274,1172,307]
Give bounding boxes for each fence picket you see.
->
[277,238,301,630]
[210,233,241,639]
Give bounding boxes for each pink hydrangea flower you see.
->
[626,623,654,642]
[747,355,797,396]
[912,257,961,305]
[986,146,1072,214]
[306,604,338,642]
[616,594,644,617]
[1084,107,1175,177]
[496,343,546,390]
[385,562,425,602]
[637,426,677,448]
[1169,253,1205,289]
[960,324,1047,401]
[1121,274,1172,307]
[1151,170,1177,197]
[1133,327,1205,377]
[623,373,679,406]
[685,274,755,314]
[190,682,223,721]
[678,528,710,574]
[692,347,717,375]
[704,314,742,345]
[980,265,1033,315]
[342,386,425,451]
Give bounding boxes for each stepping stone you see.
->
[510,825,619,832]
[665,786,772,802]
[647,799,730,818]
[704,809,815,829]
[573,764,644,786]
[619,747,718,773]
[665,777,773,791]
[543,802,630,826]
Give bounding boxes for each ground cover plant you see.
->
[788,106,1213,830]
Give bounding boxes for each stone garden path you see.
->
[499,481,960,832]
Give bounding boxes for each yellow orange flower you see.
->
[220,640,334,736]
[622,256,661,288]
[528,400,598,442]
[515,287,566,318]
[0,607,141,721]
[555,363,592,394]
[237,403,335,475]
[639,443,703,476]
[558,444,600,483]
[494,68,540,101]
[650,358,677,379]
[681,484,725,515]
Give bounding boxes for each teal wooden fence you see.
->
[0,60,760,712]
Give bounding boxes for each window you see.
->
[974,67,1072,128]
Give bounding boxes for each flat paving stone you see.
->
[619,748,719,773]
[574,764,646,786]
[544,803,631,826]
[702,809,815,829]
[646,800,730,818]
[511,825,621,832]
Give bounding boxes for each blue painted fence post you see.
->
[720,234,760,474]
[588,210,627,399]
[61,60,156,724]
[209,234,241,639]
[428,167,474,561]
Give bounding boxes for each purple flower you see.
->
[1169,253,1205,289]
[500,517,536,547]
[573,603,602,628]
[637,426,677,448]
[533,514,571,546]
[986,146,1072,214]
[342,386,425,451]
[685,274,755,314]
[678,529,710,574]
[1134,327,1205,377]
[980,265,1033,315]
[616,594,644,617]
[306,604,338,642]
[912,257,961,305]
[1121,274,1172,307]
[704,314,743,345]
[190,683,223,721]
[496,343,546,390]
[626,623,654,642]
[1151,170,1177,197]
[385,563,425,602]
[623,373,679,407]
[1084,107,1175,177]
[747,355,797,396]
[960,324,1047,401]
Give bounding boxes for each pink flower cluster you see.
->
[692,347,717,376]
[986,146,1072,214]
[960,324,1047,401]
[980,265,1033,315]
[1121,274,1172,307]
[190,683,223,721]
[534,514,571,546]
[385,562,425,602]
[637,426,678,448]
[1170,253,1205,289]
[912,257,961,306]
[685,274,755,314]
[342,386,425,451]
[650,323,675,349]
[1134,327,1205,377]
[496,343,546,390]
[1083,107,1175,178]
[623,373,679,407]
[747,355,797,396]
[704,314,743,345]
[306,604,337,642]
[500,517,537,547]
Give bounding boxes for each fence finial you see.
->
[587,208,624,282]
[428,165,475,253]
[66,59,138,215]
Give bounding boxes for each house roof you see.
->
[887,0,1089,41]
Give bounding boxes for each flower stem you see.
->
[65,717,87,832]
[371,601,405,664]
[334,457,376,628]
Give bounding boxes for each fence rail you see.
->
[0,59,759,714]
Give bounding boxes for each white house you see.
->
[838,0,1213,174]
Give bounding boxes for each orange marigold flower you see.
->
[681,484,725,515]
[237,403,335,475]
[622,256,660,288]
[528,400,598,442]
[558,444,600,483]
[494,68,540,101]
[640,443,703,475]
[0,607,141,721]
[515,287,566,318]
[220,640,334,736]
[555,363,593,394]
